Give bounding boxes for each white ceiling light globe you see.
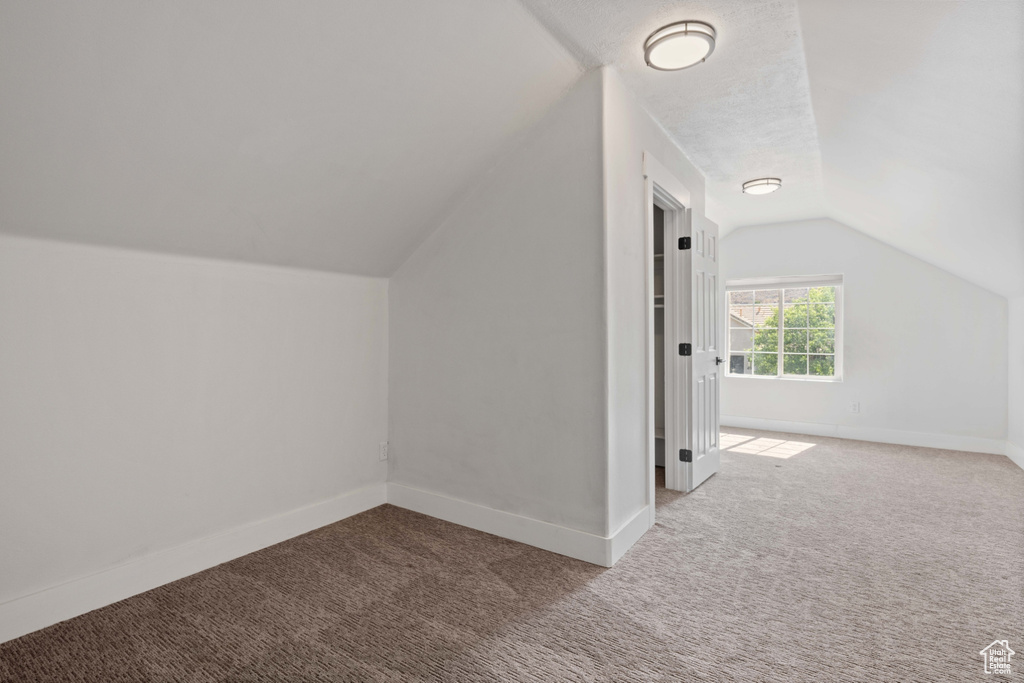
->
[644,21,716,71]
[742,178,783,195]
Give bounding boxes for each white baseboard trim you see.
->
[608,506,653,566]
[1006,441,1024,471]
[0,482,387,646]
[386,483,650,568]
[720,415,1008,456]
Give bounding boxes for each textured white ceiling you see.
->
[0,1,581,275]
[520,0,827,238]
[522,0,1024,295]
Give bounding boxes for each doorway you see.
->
[644,152,721,519]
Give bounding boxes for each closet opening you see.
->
[653,204,666,480]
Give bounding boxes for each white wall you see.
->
[720,219,1008,453]
[0,235,388,636]
[1008,296,1024,467]
[601,68,706,534]
[388,72,608,538]
[388,68,710,564]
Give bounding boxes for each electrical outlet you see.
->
[849,401,860,414]
[379,441,388,461]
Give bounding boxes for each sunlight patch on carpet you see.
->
[721,433,816,459]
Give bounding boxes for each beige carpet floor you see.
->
[2,428,1022,682]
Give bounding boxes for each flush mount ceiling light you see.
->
[742,178,782,195]
[644,21,717,71]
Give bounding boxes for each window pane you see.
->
[753,353,777,375]
[783,329,808,353]
[752,304,777,327]
[730,329,753,353]
[783,304,808,328]
[809,286,835,303]
[753,289,779,306]
[809,355,835,376]
[753,328,777,351]
[809,303,835,328]
[729,290,753,305]
[783,354,808,375]
[784,287,809,303]
[729,353,751,375]
[808,329,835,354]
[729,304,753,328]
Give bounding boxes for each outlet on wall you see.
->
[849,401,861,414]
[379,441,388,461]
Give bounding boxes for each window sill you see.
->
[724,374,843,383]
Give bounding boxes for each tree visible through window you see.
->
[728,281,840,379]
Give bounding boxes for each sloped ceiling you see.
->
[521,0,1024,296]
[2,2,1021,295]
[801,0,1024,297]
[0,1,581,276]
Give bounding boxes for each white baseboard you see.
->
[386,483,650,568]
[1,480,654,645]
[0,483,387,645]
[1006,441,1024,471]
[720,415,1008,456]
[608,506,653,566]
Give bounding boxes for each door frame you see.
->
[643,152,692,525]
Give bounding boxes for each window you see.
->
[726,275,843,380]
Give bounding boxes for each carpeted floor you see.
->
[2,428,1022,682]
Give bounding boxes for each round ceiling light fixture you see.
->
[742,177,782,195]
[644,21,717,71]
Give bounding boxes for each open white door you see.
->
[682,212,721,491]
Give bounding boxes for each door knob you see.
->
[715,356,724,365]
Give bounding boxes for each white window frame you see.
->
[725,274,844,382]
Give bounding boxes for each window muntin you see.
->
[727,281,841,380]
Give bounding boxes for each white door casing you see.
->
[643,152,719,497]
[644,153,687,507]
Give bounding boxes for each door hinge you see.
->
[679,449,692,463]
[678,236,691,250]
[679,343,692,356]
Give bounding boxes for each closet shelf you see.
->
[655,427,665,440]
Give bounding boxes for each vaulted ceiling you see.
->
[2,1,1021,295]
[801,0,1023,297]
[0,1,580,276]
[522,0,1024,296]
